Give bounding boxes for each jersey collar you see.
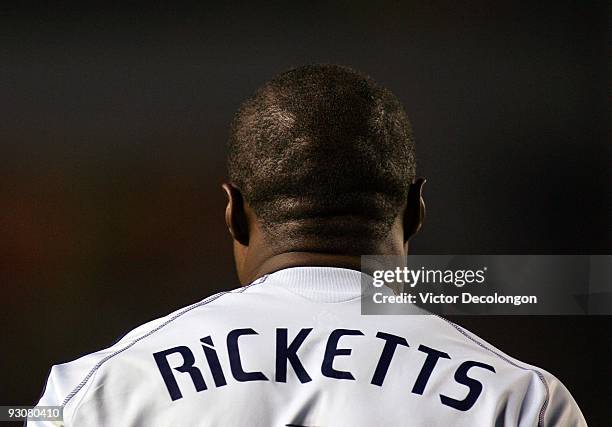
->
[263,266,376,303]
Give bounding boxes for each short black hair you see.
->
[228,64,416,253]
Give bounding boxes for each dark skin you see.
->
[222,178,426,285]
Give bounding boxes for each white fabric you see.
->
[30,267,587,426]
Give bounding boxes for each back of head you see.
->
[228,64,416,254]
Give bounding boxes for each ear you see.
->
[403,177,426,242]
[222,183,250,246]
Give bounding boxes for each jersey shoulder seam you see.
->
[61,275,269,412]
[436,315,550,427]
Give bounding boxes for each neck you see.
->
[238,235,406,285]
[235,215,407,284]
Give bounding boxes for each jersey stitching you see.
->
[238,274,269,292]
[61,276,269,408]
[436,316,550,427]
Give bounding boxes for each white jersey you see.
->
[30,267,586,426]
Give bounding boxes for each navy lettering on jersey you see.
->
[371,332,409,386]
[276,328,313,383]
[151,328,496,410]
[153,346,206,401]
[322,329,364,380]
[201,336,227,387]
[440,361,496,411]
[411,344,451,395]
[227,328,269,382]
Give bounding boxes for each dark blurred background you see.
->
[1,1,610,425]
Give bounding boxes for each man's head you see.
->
[224,64,424,283]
